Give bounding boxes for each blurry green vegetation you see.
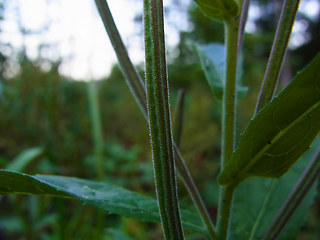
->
[0,0,320,239]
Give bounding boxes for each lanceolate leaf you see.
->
[219,53,320,186]
[195,0,239,21]
[228,138,319,240]
[195,43,248,99]
[0,170,206,234]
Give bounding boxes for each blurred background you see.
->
[0,0,320,239]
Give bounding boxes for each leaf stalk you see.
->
[175,145,217,240]
[94,0,147,114]
[262,147,320,240]
[255,0,300,112]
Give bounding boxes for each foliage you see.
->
[195,42,248,99]
[0,0,320,239]
[219,54,320,186]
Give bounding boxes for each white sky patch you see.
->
[2,0,145,80]
[1,0,190,80]
[245,0,319,48]
[3,0,317,79]
[300,0,320,19]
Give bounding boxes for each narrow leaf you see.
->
[195,0,239,21]
[219,53,320,186]
[228,138,319,240]
[0,170,206,234]
[195,43,248,99]
[6,147,43,172]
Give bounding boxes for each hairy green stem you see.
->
[262,147,320,240]
[94,1,217,238]
[217,17,239,240]
[173,89,186,148]
[255,0,300,112]
[144,0,184,238]
[94,0,147,114]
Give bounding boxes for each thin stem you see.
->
[87,80,104,180]
[173,89,186,148]
[221,19,238,167]
[87,80,105,239]
[174,145,217,240]
[94,1,218,238]
[217,17,239,240]
[216,186,235,240]
[144,0,184,238]
[255,0,300,113]
[262,147,320,240]
[238,0,250,54]
[94,0,147,115]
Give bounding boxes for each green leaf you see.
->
[228,138,319,240]
[195,43,248,99]
[6,147,43,172]
[219,53,320,186]
[0,170,206,234]
[195,0,239,21]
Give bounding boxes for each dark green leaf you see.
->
[195,0,239,21]
[195,43,248,99]
[219,53,320,186]
[229,138,319,240]
[0,170,206,234]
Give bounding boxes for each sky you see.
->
[1,0,190,80]
[1,0,319,80]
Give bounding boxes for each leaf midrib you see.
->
[248,180,276,240]
[232,100,320,185]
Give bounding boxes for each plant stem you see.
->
[173,89,186,148]
[174,145,217,240]
[262,147,320,240]
[144,0,184,238]
[216,186,235,240]
[94,1,217,238]
[221,18,238,167]
[217,17,239,240]
[94,0,147,114]
[255,0,300,113]
[238,0,250,54]
[87,80,104,180]
[87,80,105,238]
